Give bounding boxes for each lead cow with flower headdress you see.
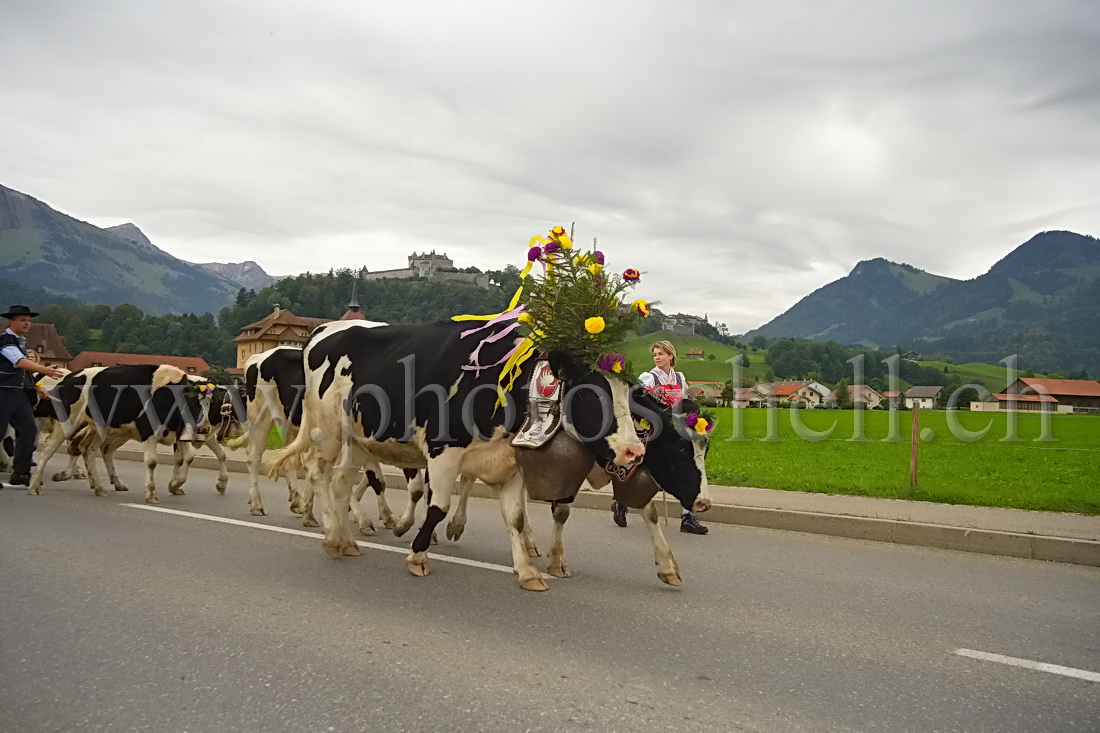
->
[267,227,652,590]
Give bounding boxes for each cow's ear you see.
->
[547,351,582,383]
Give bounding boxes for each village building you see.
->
[684,348,704,360]
[69,351,210,374]
[756,382,824,407]
[905,385,942,410]
[825,384,885,409]
[23,322,73,369]
[732,387,766,409]
[973,377,1100,414]
[882,390,903,409]
[232,285,372,371]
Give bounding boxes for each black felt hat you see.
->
[2,305,39,319]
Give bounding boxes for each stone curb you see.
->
[115,449,1100,569]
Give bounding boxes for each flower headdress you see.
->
[519,226,650,381]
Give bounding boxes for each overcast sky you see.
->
[3,0,1099,333]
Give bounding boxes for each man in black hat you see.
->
[0,305,64,487]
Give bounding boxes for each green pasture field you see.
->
[704,408,1100,514]
[917,360,1011,392]
[622,331,767,382]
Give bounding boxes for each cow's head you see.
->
[629,388,712,513]
[178,376,222,442]
[547,351,645,467]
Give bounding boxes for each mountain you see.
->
[195,260,277,291]
[0,184,240,314]
[747,231,1100,375]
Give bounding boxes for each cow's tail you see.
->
[266,422,310,479]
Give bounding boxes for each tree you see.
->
[834,378,853,409]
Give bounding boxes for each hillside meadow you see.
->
[703,408,1099,514]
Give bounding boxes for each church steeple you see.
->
[347,279,361,313]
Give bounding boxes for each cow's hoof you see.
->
[51,472,70,482]
[525,543,541,558]
[406,553,430,577]
[94,488,108,497]
[145,496,160,504]
[446,523,465,542]
[381,515,396,531]
[289,503,304,515]
[342,543,362,557]
[431,531,439,546]
[357,522,376,536]
[216,483,227,495]
[27,487,40,496]
[169,487,185,496]
[392,521,413,538]
[302,516,319,528]
[114,485,129,492]
[250,507,266,517]
[74,471,86,480]
[547,563,571,579]
[519,576,550,592]
[658,570,683,586]
[323,544,343,559]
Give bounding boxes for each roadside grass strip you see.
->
[955,648,1100,683]
[121,503,530,576]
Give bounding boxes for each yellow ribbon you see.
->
[495,336,538,409]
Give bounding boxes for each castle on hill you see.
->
[360,251,491,288]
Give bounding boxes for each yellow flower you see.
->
[518,313,535,325]
[631,298,649,317]
[533,329,546,339]
[573,253,589,266]
[611,359,623,373]
[588,263,603,276]
[694,418,709,434]
[584,316,605,335]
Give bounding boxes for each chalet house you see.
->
[882,390,903,409]
[758,382,823,407]
[24,322,73,369]
[974,377,1100,414]
[684,348,704,360]
[825,384,885,409]
[905,385,942,410]
[687,382,726,406]
[69,351,210,374]
[232,291,371,371]
[902,351,922,362]
[732,387,765,409]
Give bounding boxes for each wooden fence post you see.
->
[910,403,920,488]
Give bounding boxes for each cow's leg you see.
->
[547,501,572,578]
[142,438,162,503]
[496,473,548,591]
[246,414,274,515]
[101,438,129,491]
[168,441,196,495]
[347,469,376,536]
[286,469,306,516]
[392,468,424,537]
[407,457,457,578]
[317,459,361,558]
[640,500,682,586]
[80,434,109,497]
[298,472,318,527]
[52,442,86,482]
[445,474,474,541]
[28,421,72,495]
[206,436,229,494]
[520,499,541,558]
[368,465,397,531]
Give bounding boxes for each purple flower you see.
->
[684,413,699,428]
[544,241,561,254]
[527,246,542,262]
[597,351,626,373]
[592,250,605,265]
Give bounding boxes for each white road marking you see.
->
[121,503,527,576]
[955,648,1100,683]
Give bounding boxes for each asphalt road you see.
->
[2,461,1098,732]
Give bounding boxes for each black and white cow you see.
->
[28,364,218,503]
[267,318,646,591]
[230,344,399,534]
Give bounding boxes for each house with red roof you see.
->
[24,323,73,369]
[69,351,210,374]
[974,377,1100,414]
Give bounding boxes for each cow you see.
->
[267,318,646,591]
[417,389,712,585]
[229,343,400,534]
[28,364,218,503]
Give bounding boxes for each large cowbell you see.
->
[511,359,563,449]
